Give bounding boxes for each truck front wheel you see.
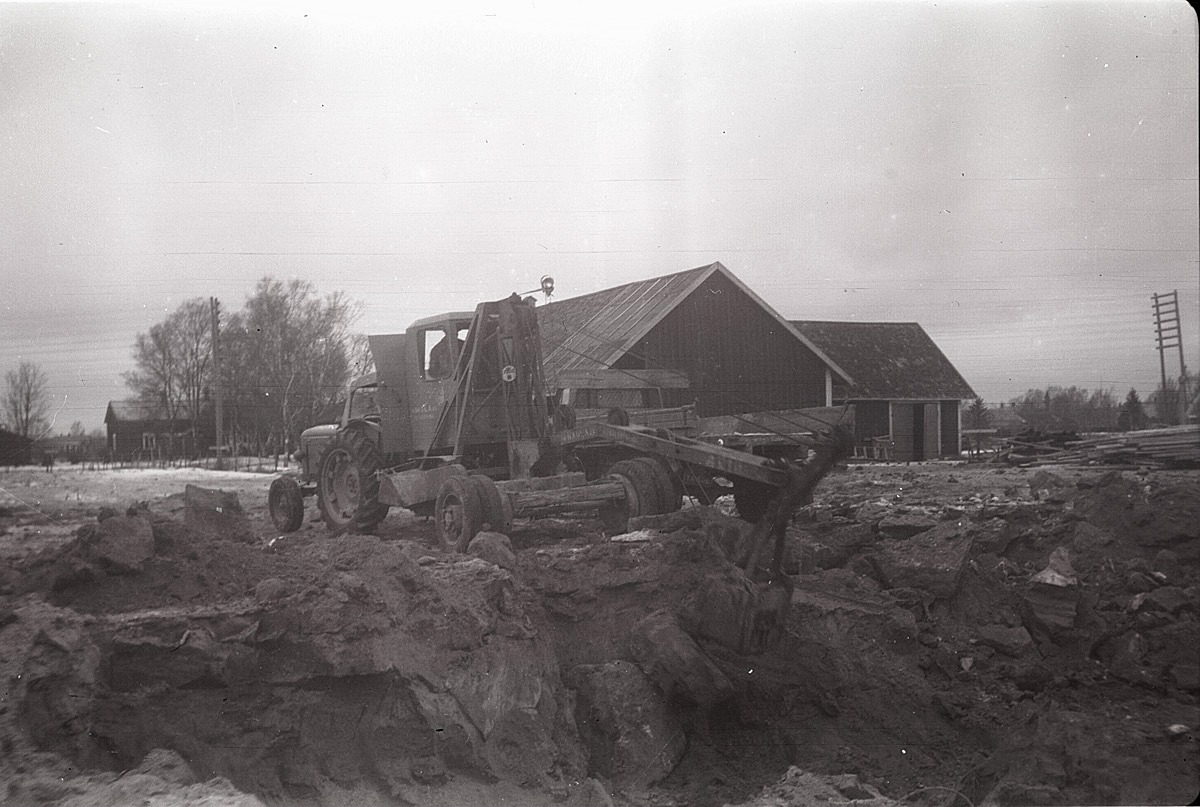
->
[316,430,389,533]
[435,476,484,552]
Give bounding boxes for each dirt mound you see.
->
[725,766,899,806]
[2,465,1198,807]
[2,514,588,805]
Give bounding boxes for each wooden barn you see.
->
[104,400,211,461]
[790,321,976,461]
[537,262,852,418]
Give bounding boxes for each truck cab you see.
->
[292,311,475,485]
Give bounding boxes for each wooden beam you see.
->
[511,481,626,512]
[552,422,792,486]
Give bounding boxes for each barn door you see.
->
[923,403,940,459]
[891,402,915,461]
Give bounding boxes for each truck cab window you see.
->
[422,327,462,380]
[348,386,380,421]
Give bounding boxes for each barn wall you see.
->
[615,272,827,417]
[106,419,204,460]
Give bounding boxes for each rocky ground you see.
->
[0,461,1197,806]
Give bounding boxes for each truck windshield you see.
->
[348,386,380,420]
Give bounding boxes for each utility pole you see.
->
[210,297,225,458]
[1152,290,1188,424]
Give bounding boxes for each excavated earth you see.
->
[0,462,1197,807]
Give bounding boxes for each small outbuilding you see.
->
[790,320,976,461]
[0,428,33,466]
[538,262,852,418]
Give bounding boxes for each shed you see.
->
[34,434,88,465]
[790,321,976,461]
[104,401,208,461]
[538,263,852,418]
[0,428,33,466]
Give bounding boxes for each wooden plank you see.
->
[555,368,691,389]
[575,404,699,432]
[696,406,852,437]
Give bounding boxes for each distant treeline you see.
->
[125,277,373,457]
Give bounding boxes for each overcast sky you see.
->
[2,1,1197,433]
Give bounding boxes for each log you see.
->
[511,481,626,512]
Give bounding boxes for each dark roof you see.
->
[989,406,1027,430]
[537,262,849,386]
[790,320,976,400]
[105,400,173,423]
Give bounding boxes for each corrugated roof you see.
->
[538,262,851,386]
[790,320,976,400]
[538,264,716,379]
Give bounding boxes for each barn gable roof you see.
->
[790,320,976,401]
[538,262,852,386]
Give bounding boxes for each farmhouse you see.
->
[104,400,211,461]
[537,262,852,418]
[790,320,976,461]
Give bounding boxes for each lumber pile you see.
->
[1004,425,1200,468]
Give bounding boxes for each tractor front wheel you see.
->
[269,475,305,533]
[316,430,389,533]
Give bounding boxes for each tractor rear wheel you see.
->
[316,430,389,533]
[436,475,484,552]
[269,476,305,533]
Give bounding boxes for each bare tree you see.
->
[4,361,51,438]
[221,278,361,454]
[347,333,375,377]
[123,298,213,455]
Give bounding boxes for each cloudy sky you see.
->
[2,0,1197,432]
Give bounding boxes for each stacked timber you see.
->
[1006,425,1200,468]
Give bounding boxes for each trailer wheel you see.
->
[470,475,513,534]
[269,476,305,533]
[436,475,484,552]
[316,430,389,533]
[732,477,776,523]
[629,457,677,515]
[606,459,663,515]
[643,456,683,514]
[598,471,641,534]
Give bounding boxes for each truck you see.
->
[269,290,850,560]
